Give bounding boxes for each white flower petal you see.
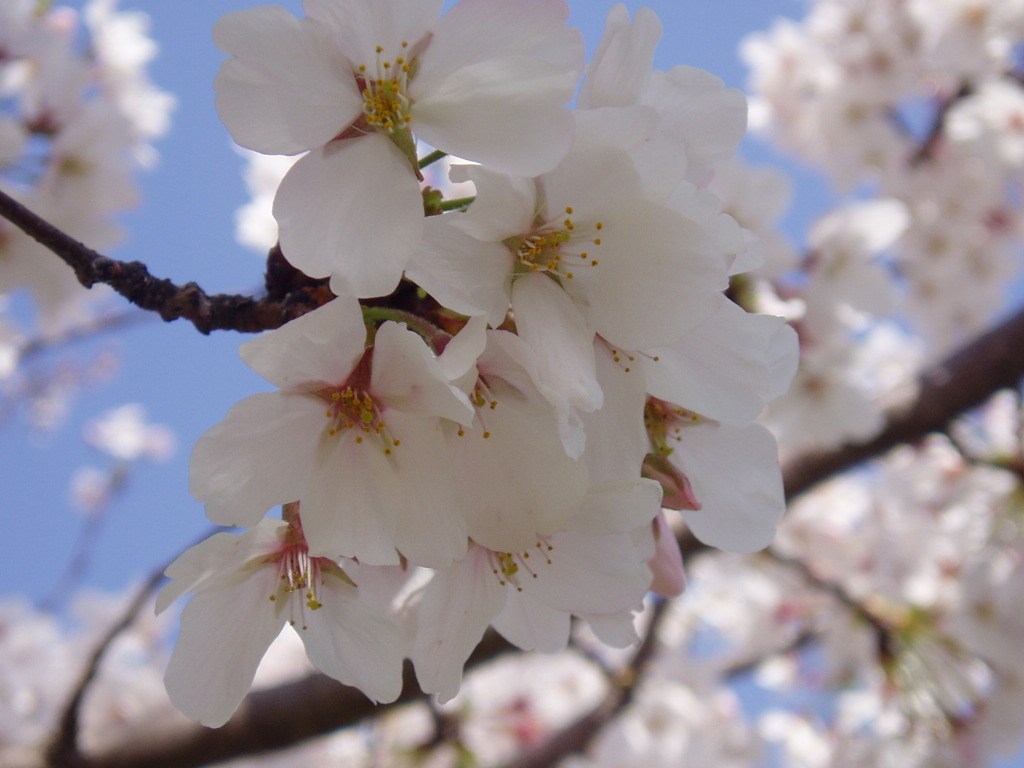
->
[493,595,569,652]
[371,322,474,424]
[213,7,361,155]
[412,0,582,175]
[239,296,367,391]
[645,297,798,424]
[569,199,727,351]
[299,576,405,703]
[156,521,286,615]
[163,569,284,728]
[675,422,785,554]
[190,392,324,527]
[512,273,602,415]
[406,217,510,327]
[274,134,422,297]
[413,548,505,702]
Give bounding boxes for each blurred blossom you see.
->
[83,403,175,462]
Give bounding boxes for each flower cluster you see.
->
[0,0,172,332]
[158,0,797,726]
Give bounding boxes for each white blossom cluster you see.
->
[0,0,173,332]
[155,0,799,727]
[744,0,1024,373]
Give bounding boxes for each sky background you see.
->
[5,1,1019,766]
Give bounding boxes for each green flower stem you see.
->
[440,196,476,211]
[418,149,448,169]
[361,306,451,352]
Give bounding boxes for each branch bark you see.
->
[0,190,320,334]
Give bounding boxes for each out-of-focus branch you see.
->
[0,190,321,335]
[496,599,670,768]
[783,303,1024,498]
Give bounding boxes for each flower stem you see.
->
[418,149,447,169]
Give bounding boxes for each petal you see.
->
[163,569,284,727]
[447,164,537,242]
[568,199,728,350]
[578,5,660,109]
[302,434,402,565]
[412,0,582,175]
[644,297,799,424]
[213,7,361,155]
[156,520,286,615]
[239,296,367,391]
[405,216,511,327]
[492,595,569,652]
[190,392,323,527]
[412,548,506,702]
[523,530,651,616]
[274,134,422,297]
[299,576,406,703]
[511,273,602,415]
[674,422,786,554]
[303,0,442,68]
[371,322,474,424]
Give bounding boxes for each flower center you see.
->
[358,43,413,134]
[488,539,555,591]
[644,397,702,457]
[318,386,399,455]
[507,207,604,283]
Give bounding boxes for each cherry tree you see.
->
[2,1,1024,767]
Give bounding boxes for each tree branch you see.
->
[0,190,320,335]
[783,303,1024,498]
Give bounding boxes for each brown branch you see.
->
[0,190,320,335]
[783,303,1024,499]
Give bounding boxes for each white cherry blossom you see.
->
[213,0,583,297]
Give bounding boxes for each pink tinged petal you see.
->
[578,5,660,109]
[302,434,402,565]
[568,200,728,351]
[412,0,583,175]
[156,521,287,615]
[190,392,323,527]
[448,164,537,242]
[512,273,602,415]
[213,7,362,155]
[645,297,799,425]
[644,453,702,512]
[274,134,422,297]
[163,569,284,728]
[303,0,442,68]
[298,576,405,703]
[406,217,511,327]
[371,322,474,424]
[239,296,367,391]
[492,594,569,652]
[674,422,785,554]
[648,512,686,598]
[413,548,506,702]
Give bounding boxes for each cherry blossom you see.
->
[157,514,405,726]
[213,0,583,297]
